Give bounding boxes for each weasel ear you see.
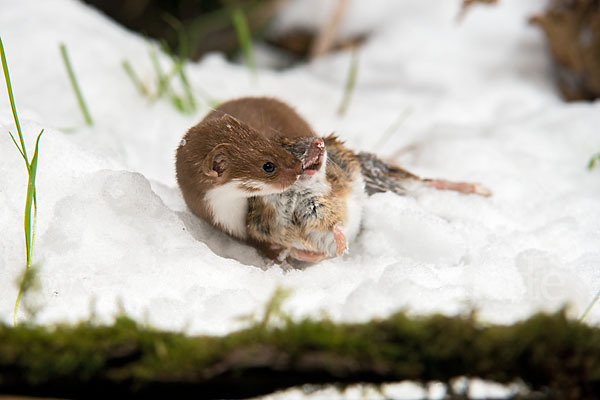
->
[202,144,230,178]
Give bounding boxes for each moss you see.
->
[1,311,600,399]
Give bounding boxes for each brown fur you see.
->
[175,113,302,235]
[204,97,316,140]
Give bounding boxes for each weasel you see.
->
[175,111,304,241]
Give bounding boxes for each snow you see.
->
[263,378,519,400]
[1,0,600,395]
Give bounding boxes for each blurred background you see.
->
[81,0,600,101]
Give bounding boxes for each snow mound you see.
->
[1,0,599,347]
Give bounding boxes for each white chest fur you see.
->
[204,181,249,239]
[204,179,287,239]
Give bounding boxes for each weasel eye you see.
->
[262,162,276,173]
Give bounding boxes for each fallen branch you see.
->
[1,311,599,399]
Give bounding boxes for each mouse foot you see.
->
[275,246,291,263]
[289,248,329,263]
[424,178,492,197]
[333,224,347,256]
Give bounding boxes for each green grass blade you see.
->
[148,43,200,114]
[169,93,186,112]
[161,12,191,59]
[59,43,93,126]
[149,46,170,99]
[31,186,38,267]
[580,288,600,322]
[231,7,256,77]
[161,16,197,112]
[1,37,28,163]
[208,98,222,108]
[167,56,183,80]
[24,130,43,265]
[164,56,188,112]
[588,153,600,170]
[177,64,196,112]
[160,50,196,114]
[3,37,43,326]
[8,131,26,161]
[122,60,148,96]
[337,46,359,116]
[13,281,23,326]
[13,129,43,326]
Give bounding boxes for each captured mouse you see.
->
[247,134,491,263]
[247,135,365,262]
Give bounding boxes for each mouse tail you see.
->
[357,151,420,196]
[358,152,492,197]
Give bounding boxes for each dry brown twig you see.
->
[457,0,499,21]
[310,0,349,60]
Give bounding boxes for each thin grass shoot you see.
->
[580,288,600,322]
[588,152,600,170]
[149,46,170,99]
[1,37,44,326]
[152,42,192,113]
[177,62,197,111]
[124,42,218,113]
[59,43,93,126]
[231,7,256,78]
[163,55,189,113]
[161,12,191,59]
[122,60,149,96]
[160,15,198,111]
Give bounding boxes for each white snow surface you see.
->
[1,0,600,348]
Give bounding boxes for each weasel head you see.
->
[194,116,303,196]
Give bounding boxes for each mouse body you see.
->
[247,135,366,260]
